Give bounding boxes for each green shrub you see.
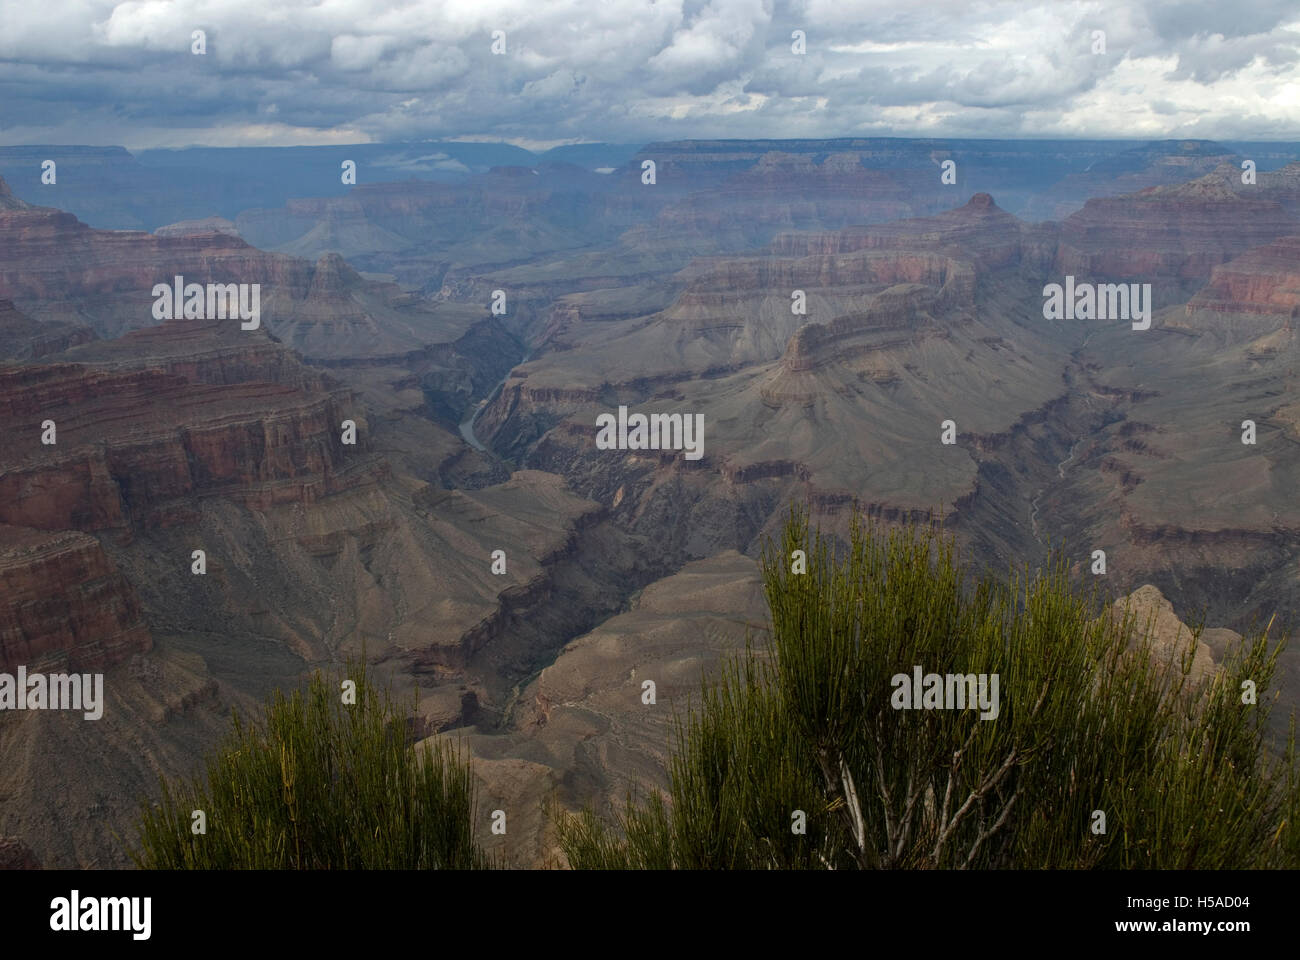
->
[129,659,488,869]
[557,505,1300,869]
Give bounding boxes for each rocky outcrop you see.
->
[1107,584,1220,685]
[0,177,30,212]
[0,525,152,672]
[1055,176,1298,283]
[624,151,950,248]
[58,316,329,390]
[1187,237,1300,316]
[0,298,95,361]
[0,361,378,534]
[776,285,952,376]
[0,199,292,338]
[772,193,1058,272]
[154,216,241,239]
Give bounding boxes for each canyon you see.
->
[1,137,1298,867]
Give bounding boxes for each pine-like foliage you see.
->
[557,505,1300,869]
[128,660,489,869]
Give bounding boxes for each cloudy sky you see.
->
[2,0,1298,149]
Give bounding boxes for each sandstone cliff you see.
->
[0,525,152,673]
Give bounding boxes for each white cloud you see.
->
[330,34,394,71]
[0,0,1297,147]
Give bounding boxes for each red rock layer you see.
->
[62,316,328,390]
[1055,179,1298,279]
[771,192,1057,271]
[0,203,291,305]
[1187,237,1300,316]
[0,362,379,534]
[778,285,951,374]
[0,525,152,672]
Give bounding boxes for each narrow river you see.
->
[457,348,532,454]
[458,400,489,451]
